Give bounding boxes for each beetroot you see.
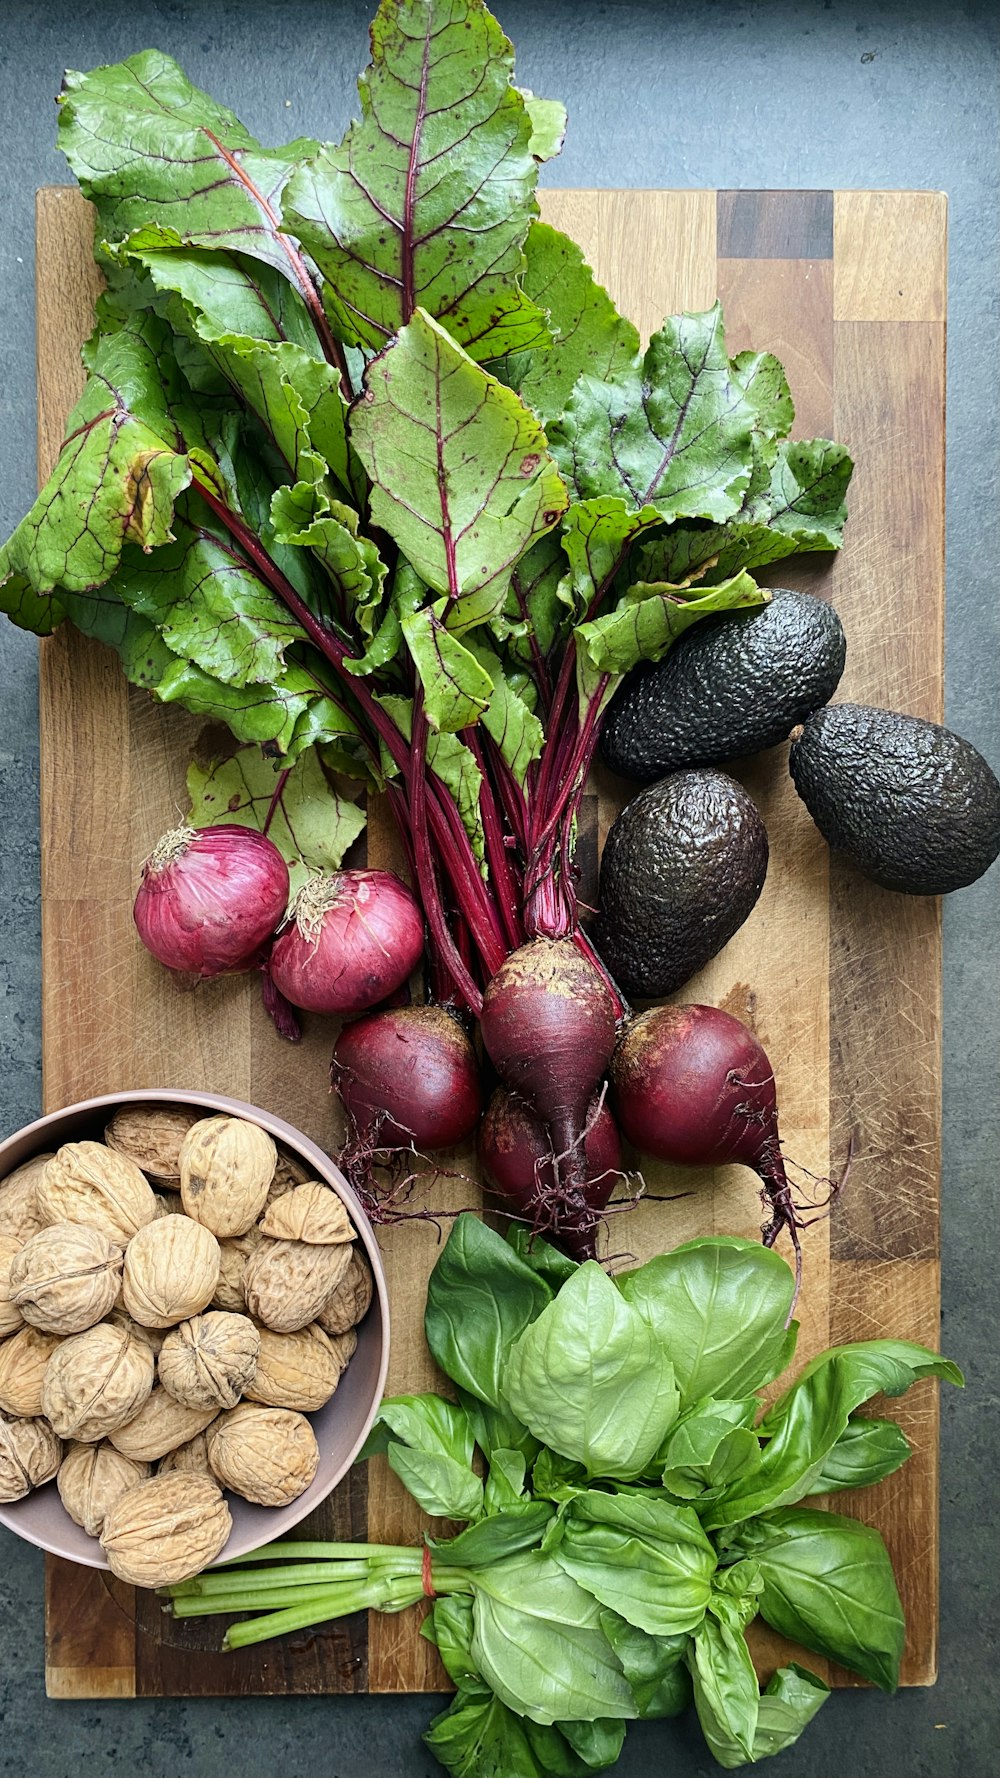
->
[331,1004,482,1152]
[479,940,617,1159]
[478,1087,622,1259]
[269,869,424,1015]
[611,1003,809,1302]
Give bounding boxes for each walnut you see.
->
[265,1148,311,1207]
[0,1326,63,1418]
[9,1222,123,1335]
[108,1306,164,1356]
[159,1312,260,1411]
[39,1142,157,1244]
[105,1105,199,1188]
[100,1473,233,1586]
[258,1181,356,1245]
[42,1320,154,1441]
[179,1116,276,1238]
[109,1386,218,1463]
[243,1238,352,1333]
[0,1411,62,1502]
[158,1429,214,1479]
[56,1440,150,1537]
[208,1403,319,1506]
[245,1323,354,1412]
[317,1250,373,1336]
[211,1227,263,1313]
[0,1233,25,1338]
[0,1154,52,1242]
[122,1217,220,1327]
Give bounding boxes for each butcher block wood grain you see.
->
[34,185,946,1699]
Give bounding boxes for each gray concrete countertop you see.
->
[1,2,998,1773]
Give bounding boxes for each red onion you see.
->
[134,825,289,977]
[269,869,424,1015]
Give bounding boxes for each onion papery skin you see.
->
[269,870,425,1016]
[134,825,290,978]
[332,1005,482,1150]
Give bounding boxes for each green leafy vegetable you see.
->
[686,1611,761,1767]
[549,1491,716,1635]
[725,1507,906,1691]
[362,1393,484,1521]
[186,743,365,893]
[424,1215,552,1409]
[503,1262,680,1478]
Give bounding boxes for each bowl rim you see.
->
[0,1087,390,1570]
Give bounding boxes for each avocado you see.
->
[596,769,768,998]
[600,588,846,782]
[790,703,1000,894]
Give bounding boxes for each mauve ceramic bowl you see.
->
[0,1088,389,1570]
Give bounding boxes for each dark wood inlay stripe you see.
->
[718,189,834,260]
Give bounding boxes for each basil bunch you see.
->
[408,1216,961,1772]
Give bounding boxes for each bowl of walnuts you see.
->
[0,1089,389,1587]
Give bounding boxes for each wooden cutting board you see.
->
[35,185,946,1700]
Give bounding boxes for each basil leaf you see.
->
[425,1214,553,1409]
[186,743,365,894]
[616,1236,797,1406]
[801,1416,912,1496]
[283,0,550,361]
[707,1339,962,1527]
[551,1491,716,1636]
[349,310,566,616]
[424,1689,623,1778]
[484,1447,529,1508]
[459,1391,540,1467]
[362,1393,483,1522]
[531,1447,587,1502]
[433,1505,553,1567]
[727,1506,905,1691]
[471,1568,636,1725]
[659,1399,762,1499]
[503,1262,680,1479]
[504,1225,579,1290]
[550,304,758,522]
[685,1614,759,1768]
[422,1596,485,1694]
[752,1663,829,1759]
[598,1613,690,1719]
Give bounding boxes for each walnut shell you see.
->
[39,1142,157,1244]
[109,1306,165,1356]
[211,1227,264,1313]
[243,1238,352,1333]
[0,1326,64,1418]
[42,1320,154,1441]
[0,1232,25,1338]
[245,1323,352,1412]
[317,1250,373,1336]
[179,1116,276,1238]
[0,1155,52,1242]
[56,1440,150,1537]
[109,1387,218,1463]
[122,1218,220,1328]
[208,1403,319,1506]
[258,1181,356,1245]
[159,1312,260,1411]
[105,1105,199,1188]
[101,1472,232,1586]
[158,1429,214,1479]
[265,1148,311,1207]
[9,1222,123,1335]
[0,1411,62,1502]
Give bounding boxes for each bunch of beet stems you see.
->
[193,468,620,1023]
[163,1542,475,1651]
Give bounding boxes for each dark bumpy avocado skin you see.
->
[790,703,1000,894]
[600,588,847,782]
[597,769,768,998]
